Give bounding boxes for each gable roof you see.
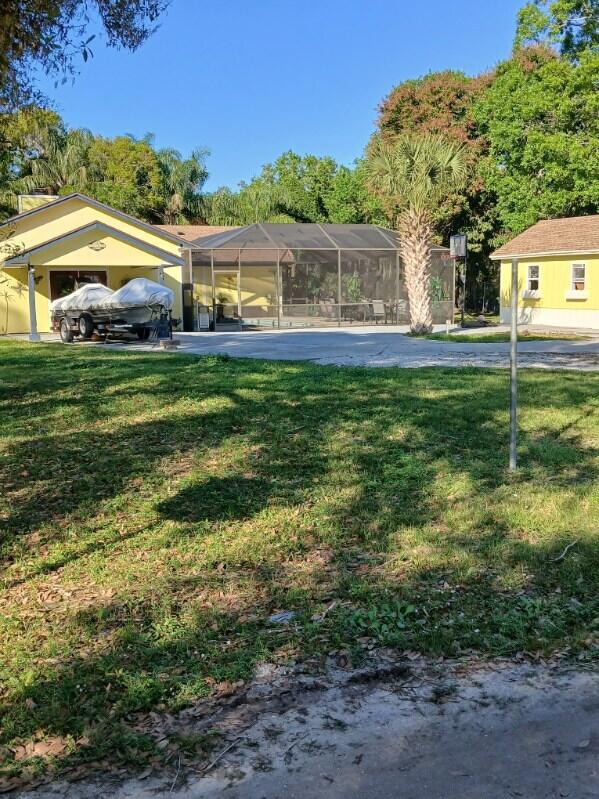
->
[3,221,184,267]
[155,225,238,243]
[190,223,405,250]
[491,215,599,259]
[1,193,193,249]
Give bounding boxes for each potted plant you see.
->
[215,291,232,322]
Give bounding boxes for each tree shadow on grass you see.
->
[158,475,272,523]
[1,344,599,775]
[3,358,598,578]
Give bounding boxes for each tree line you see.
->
[0,0,597,316]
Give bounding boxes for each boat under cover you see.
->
[50,282,113,313]
[50,278,174,325]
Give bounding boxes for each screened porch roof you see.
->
[191,223,405,251]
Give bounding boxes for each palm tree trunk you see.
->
[397,207,433,334]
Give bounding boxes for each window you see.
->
[571,263,586,291]
[527,264,540,291]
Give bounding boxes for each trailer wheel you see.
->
[78,313,94,339]
[60,318,74,344]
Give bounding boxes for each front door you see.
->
[49,270,108,301]
[213,271,241,330]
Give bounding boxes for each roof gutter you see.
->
[490,248,599,261]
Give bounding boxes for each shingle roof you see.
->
[155,225,238,243]
[491,215,599,259]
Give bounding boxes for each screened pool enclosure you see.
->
[185,223,454,331]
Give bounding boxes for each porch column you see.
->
[27,265,41,342]
[182,249,194,332]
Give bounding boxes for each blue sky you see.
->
[39,0,524,191]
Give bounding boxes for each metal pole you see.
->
[210,251,215,331]
[460,252,467,327]
[276,250,281,330]
[337,249,342,327]
[27,265,41,342]
[509,258,518,471]
[396,250,400,324]
[237,248,242,331]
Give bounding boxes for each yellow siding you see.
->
[500,255,599,308]
[29,233,176,269]
[192,266,277,307]
[499,254,599,327]
[107,266,156,289]
[17,195,59,213]
[0,197,181,260]
[240,267,277,307]
[0,196,185,334]
[0,268,33,334]
[162,266,183,322]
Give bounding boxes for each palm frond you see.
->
[366,133,467,215]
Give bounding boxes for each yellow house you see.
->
[0,193,192,338]
[492,215,599,329]
[0,195,455,337]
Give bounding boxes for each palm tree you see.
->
[201,182,294,226]
[366,133,467,334]
[157,147,208,223]
[22,128,91,195]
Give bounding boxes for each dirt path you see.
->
[22,658,599,799]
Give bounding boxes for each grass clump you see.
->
[417,331,589,343]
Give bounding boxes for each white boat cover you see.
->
[50,283,114,312]
[98,278,174,311]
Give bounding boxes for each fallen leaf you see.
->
[577,739,590,749]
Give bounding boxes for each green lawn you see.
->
[1,340,599,782]
[419,331,589,343]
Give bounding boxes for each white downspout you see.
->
[27,264,41,342]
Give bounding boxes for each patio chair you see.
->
[371,300,387,324]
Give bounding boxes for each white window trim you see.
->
[527,264,540,290]
[566,262,588,300]
[565,290,589,300]
[570,263,586,291]
[522,264,541,299]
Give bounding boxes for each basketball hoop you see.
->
[450,234,467,259]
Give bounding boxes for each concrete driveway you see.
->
[168,327,599,370]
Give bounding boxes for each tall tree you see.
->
[209,151,381,226]
[0,0,170,111]
[157,147,209,223]
[0,106,62,214]
[376,70,498,311]
[473,45,599,236]
[366,134,467,334]
[323,162,386,224]
[515,0,599,58]
[21,127,92,195]
[86,135,164,221]
[260,152,339,222]
[202,182,294,225]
